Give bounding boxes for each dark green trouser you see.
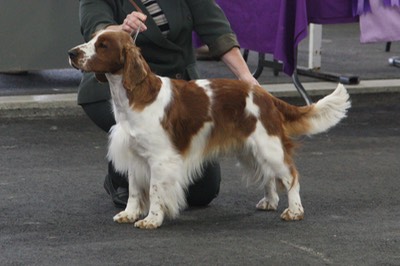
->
[81,100,221,207]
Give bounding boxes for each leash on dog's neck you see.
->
[128,0,143,43]
[132,23,141,43]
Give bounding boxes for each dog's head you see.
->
[68,30,148,85]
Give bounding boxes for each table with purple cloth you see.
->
[216,0,357,77]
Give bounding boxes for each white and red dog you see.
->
[69,30,350,229]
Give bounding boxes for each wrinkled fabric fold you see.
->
[354,0,400,16]
[383,0,400,7]
[353,0,371,16]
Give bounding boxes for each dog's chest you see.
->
[108,76,174,156]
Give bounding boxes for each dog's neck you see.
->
[105,73,123,85]
[106,69,162,112]
[105,74,129,116]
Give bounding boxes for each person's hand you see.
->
[121,11,147,34]
[221,47,260,86]
[239,73,260,86]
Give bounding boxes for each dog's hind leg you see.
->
[278,166,304,221]
[258,161,304,220]
[249,127,304,220]
[238,151,279,211]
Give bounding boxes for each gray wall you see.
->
[0,1,83,72]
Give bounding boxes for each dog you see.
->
[69,29,350,229]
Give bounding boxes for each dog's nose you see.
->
[68,49,78,59]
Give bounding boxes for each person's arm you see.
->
[221,47,259,85]
[80,0,146,40]
[79,0,118,41]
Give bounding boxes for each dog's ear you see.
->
[95,73,108,83]
[122,45,148,91]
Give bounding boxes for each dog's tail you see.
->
[274,83,351,137]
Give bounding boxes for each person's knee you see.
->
[186,161,221,207]
[81,101,115,132]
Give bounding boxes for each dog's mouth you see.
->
[68,57,90,73]
[68,58,80,70]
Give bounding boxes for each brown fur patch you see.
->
[121,43,162,111]
[269,95,314,136]
[205,79,257,155]
[161,80,212,154]
[125,72,162,112]
[88,31,127,74]
[252,86,284,136]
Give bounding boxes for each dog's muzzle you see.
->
[68,49,81,70]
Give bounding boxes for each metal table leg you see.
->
[292,70,313,105]
[385,42,392,52]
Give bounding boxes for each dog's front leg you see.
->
[113,163,149,224]
[134,182,165,229]
[134,159,186,229]
[114,153,150,223]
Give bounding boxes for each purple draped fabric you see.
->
[217,0,308,75]
[308,0,357,24]
[383,0,400,7]
[195,0,357,76]
[274,1,309,75]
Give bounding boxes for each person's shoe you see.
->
[103,174,128,208]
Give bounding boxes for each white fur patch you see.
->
[71,34,98,67]
[245,92,260,117]
[195,80,213,99]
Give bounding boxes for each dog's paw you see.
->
[280,208,304,221]
[256,197,278,211]
[113,211,139,224]
[134,216,162,229]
